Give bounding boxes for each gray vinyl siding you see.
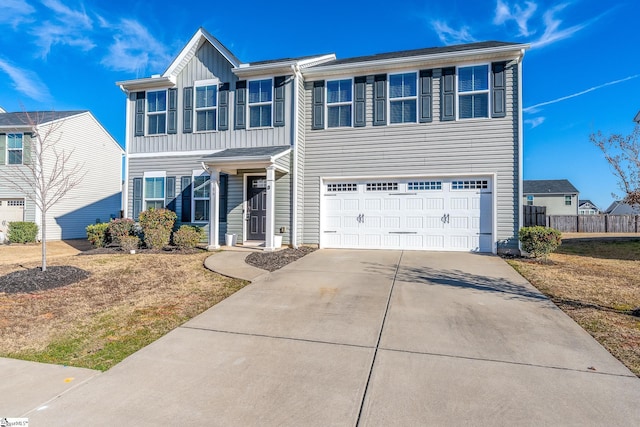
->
[275,154,292,245]
[302,62,521,251]
[129,42,293,154]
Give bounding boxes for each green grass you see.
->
[557,238,640,260]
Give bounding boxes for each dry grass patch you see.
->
[508,238,640,376]
[0,251,247,371]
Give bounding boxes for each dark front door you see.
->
[247,176,267,240]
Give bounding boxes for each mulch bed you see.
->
[245,246,316,272]
[0,266,91,294]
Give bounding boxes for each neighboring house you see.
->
[523,179,579,215]
[0,111,124,240]
[634,110,640,123]
[578,200,600,215]
[117,28,528,253]
[605,201,639,215]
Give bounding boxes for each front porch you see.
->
[201,146,291,252]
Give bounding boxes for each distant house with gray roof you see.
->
[0,110,124,241]
[605,201,639,215]
[523,179,579,215]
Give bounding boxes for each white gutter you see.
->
[120,85,131,219]
[517,48,526,254]
[290,64,303,248]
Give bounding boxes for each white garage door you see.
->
[321,178,493,252]
[0,199,25,234]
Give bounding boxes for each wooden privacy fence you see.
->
[523,205,546,227]
[547,215,640,233]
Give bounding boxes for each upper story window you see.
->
[147,90,167,134]
[565,195,572,206]
[249,79,272,128]
[526,195,534,206]
[458,65,489,119]
[7,133,23,165]
[195,83,218,132]
[389,72,417,124]
[327,79,352,127]
[144,175,165,210]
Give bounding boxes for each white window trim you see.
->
[456,63,491,121]
[192,169,210,223]
[387,71,419,125]
[247,77,274,129]
[194,78,220,133]
[146,89,168,135]
[6,132,24,165]
[143,171,166,210]
[325,77,354,129]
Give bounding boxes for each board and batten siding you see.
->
[302,62,520,251]
[128,42,294,155]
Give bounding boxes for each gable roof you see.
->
[634,110,640,123]
[523,179,579,194]
[579,200,599,209]
[163,27,241,79]
[0,111,87,128]
[605,201,639,215]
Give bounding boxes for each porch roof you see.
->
[201,145,291,174]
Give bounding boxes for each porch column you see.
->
[208,168,220,250]
[264,164,276,251]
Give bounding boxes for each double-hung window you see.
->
[565,195,572,206]
[458,65,489,119]
[147,90,167,134]
[389,72,417,124]
[327,79,352,127]
[526,195,534,206]
[144,174,165,210]
[195,82,217,132]
[7,133,23,165]
[193,172,210,222]
[249,79,272,128]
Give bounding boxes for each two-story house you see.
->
[0,110,124,241]
[118,28,527,253]
[523,179,579,215]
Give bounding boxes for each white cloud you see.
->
[0,58,51,102]
[493,0,538,37]
[0,0,35,27]
[32,0,95,57]
[432,20,476,45]
[524,117,545,128]
[524,74,640,113]
[101,19,171,75]
[530,3,591,48]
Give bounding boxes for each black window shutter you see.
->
[419,70,433,123]
[181,176,192,222]
[165,176,176,212]
[219,174,228,222]
[373,74,387,126]
[354,76,366,127]
[492,62,507,118]
[274,76,286,127]
[218,83,229,131]
[167,88,177,134]
[134,92,145,136]
[235,80,247,130]
[441,67,456,121]
[183,87,193,133]
[133,177,143,220]
[311,80,325,130]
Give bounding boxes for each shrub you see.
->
[7,221,38,244]
[173,225,203,248]
[519,226,562,259]
[86,223,109,248]
[138,208,177,249]
[119,235,140,251]
[107,218,135,244]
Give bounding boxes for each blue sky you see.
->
[1,0,638,210]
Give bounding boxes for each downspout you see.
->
[517,49,526,254]
[290,64,302,248]
[120,85,131,219]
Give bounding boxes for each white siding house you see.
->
[0,111,124,241]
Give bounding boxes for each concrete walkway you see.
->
[203,249,268,281]
[21,250,640,425]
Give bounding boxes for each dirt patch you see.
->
[245,246,316,271]
[0,239,93,265]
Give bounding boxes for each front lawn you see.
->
[0,251,246,371]
[507,237,640,376]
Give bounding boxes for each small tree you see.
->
[591,123,640,206]
[0,112,86,271]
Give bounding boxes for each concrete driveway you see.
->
[28,250,640,425]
